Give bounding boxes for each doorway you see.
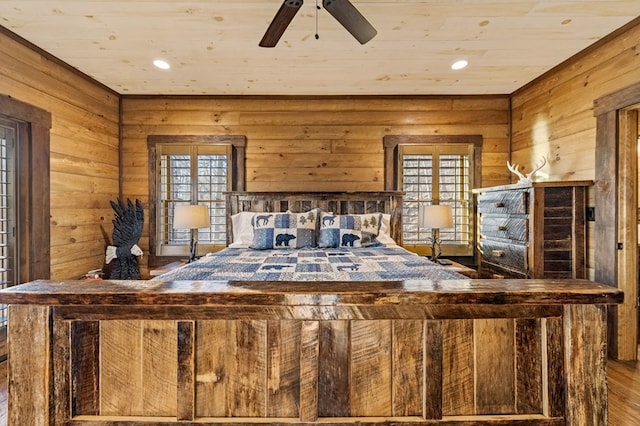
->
[594,85,640,360]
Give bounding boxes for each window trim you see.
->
[383,134,482,257]
[148,135,245,265]
[0,94,51,282]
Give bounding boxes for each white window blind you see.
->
[0,119,17,328]
[400,144,473,256]
[157,144,229,256]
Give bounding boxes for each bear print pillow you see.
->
[250,209,319,250]
[318,212,382,248]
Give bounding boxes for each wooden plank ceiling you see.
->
[0,1,638,96]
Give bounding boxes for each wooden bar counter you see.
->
[0,278,623,425]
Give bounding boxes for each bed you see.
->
[0,192,623,426]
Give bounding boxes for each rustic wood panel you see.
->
[267,321,301,418]
[71,321,100,416]
[392,320,424,417]
[1,278,622,426]
[142,320,177,416]
[299,321,320,422]
[515,319,543,414]
[52,320,72,424]
[177,321,195,421]
[7,306,50,425]
[475,319,515,414]
[424,320,443,419]
[100,320,144,416]
[318,321,350,417]
[229,320,268,417]
[442,320,474,416]
[564,305,608,425]
[544,317,565,418]
[0,30,120,280]
[195,320,228,417]
[350,320,392,417]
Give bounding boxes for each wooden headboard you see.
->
[225,191,404,245]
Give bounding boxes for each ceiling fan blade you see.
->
[322,0,377,44]
[259,0,304,47]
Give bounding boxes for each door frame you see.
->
[594,83,640,360]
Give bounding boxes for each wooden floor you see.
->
[0,358,637,425]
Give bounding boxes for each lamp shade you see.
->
[173,204,210,229]
[420,204,453,229]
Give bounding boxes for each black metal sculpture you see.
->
[105,198,144,279]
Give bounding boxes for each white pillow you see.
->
[229,212,255,248]
[376,213,398,246]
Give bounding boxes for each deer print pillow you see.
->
[250,209,320,250]
[318,212,382,248]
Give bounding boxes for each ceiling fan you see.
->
[259,0,377,48]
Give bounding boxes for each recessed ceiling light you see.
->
[451,60,468,70]
[153,59,171,70]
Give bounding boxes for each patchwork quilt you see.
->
[151,246,467,282]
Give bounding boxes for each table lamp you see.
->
[173,204,209,262]
[420,204,453,264]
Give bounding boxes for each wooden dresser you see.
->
[473,181,592,279]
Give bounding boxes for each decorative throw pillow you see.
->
[250,209,319,249]
[318,212,382,248]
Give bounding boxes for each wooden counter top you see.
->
[0,278,623,306]
[1,277,622,425]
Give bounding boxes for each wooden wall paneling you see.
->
[392,320,424,417]
[0,30,120,280]
[7,305,50,425]
[441,319,474,415]
[71,321,100,416]
[350,320,392,417]
[474,319,515,414]
[267,320,301,418]
[122,96,510,267]
[318,321,350,417]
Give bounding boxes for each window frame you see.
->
[384,134,482,257]
[148,135,245,264]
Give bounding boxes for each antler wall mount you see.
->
[507,157,547,185]
[259,0,377,47]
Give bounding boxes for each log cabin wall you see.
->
[120,96,510,273]
[0,29,120,280]
[510,19,640,281]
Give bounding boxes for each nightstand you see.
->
[440,259,478,278]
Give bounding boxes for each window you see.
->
[148,135,245,261]
[400,144,474,255]
[0,95,51,362]
[0,118,17,328]
[384,135,481,257]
